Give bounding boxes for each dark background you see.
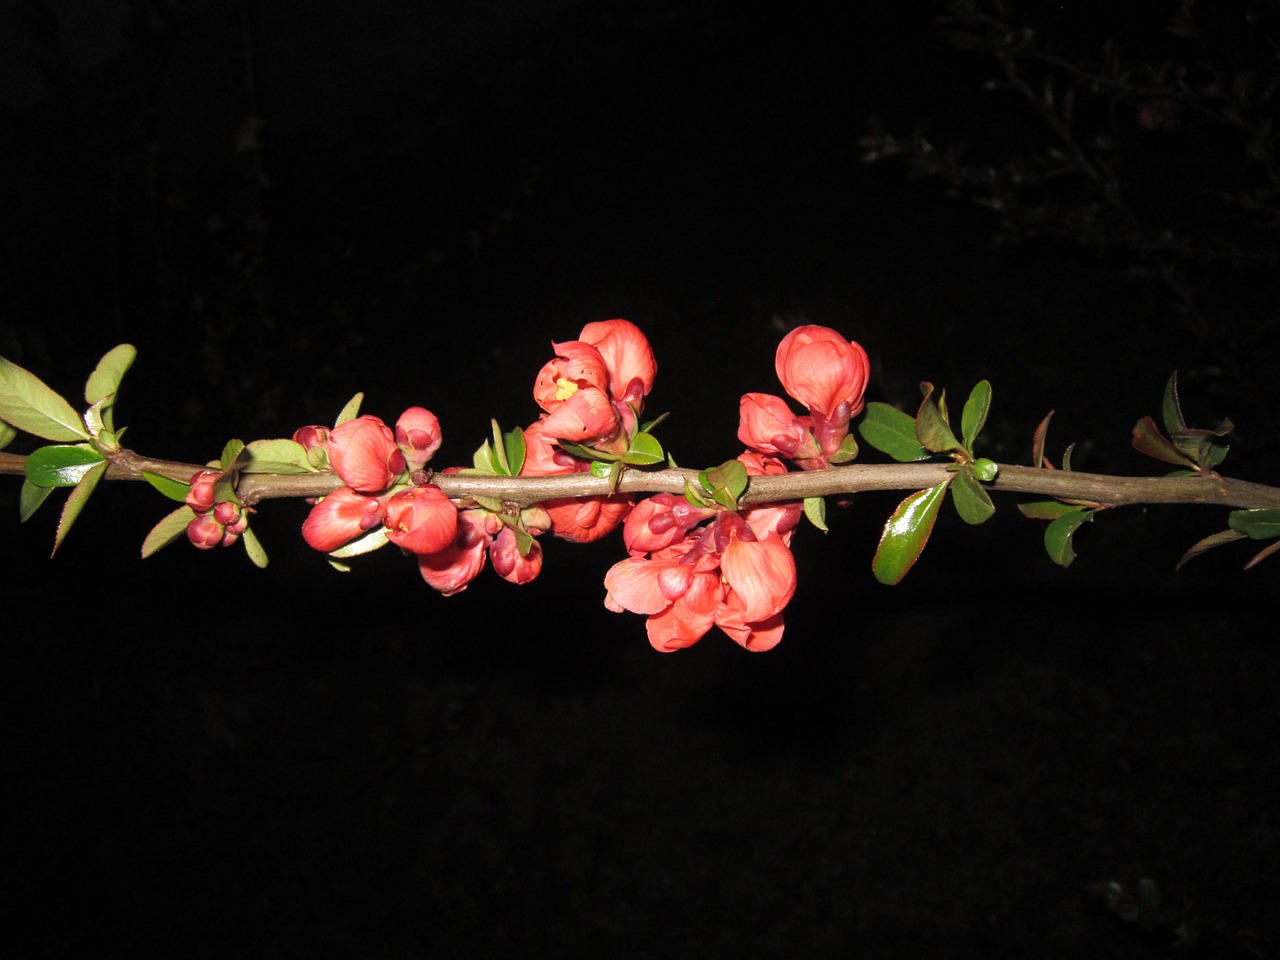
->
[3,2,1278,956]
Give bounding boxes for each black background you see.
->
[3,2,1278,956]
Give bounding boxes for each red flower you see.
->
[327,415,406,493]
[301,487,384,552]
[395,406,442,472]
[521,419,633,542]
[416,509,490,596]
[383,484,458,555]
[774,325,870,423]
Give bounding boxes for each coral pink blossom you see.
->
[489,526,544,584]
[327,415,406,493]
[604,513,797,653]
[417,509,490,595]
[522,419,633,542]
[301,487,384,552]
[737,392,820,460]
[621,493,716,556]
[578,318,657,400]
[395,406,442,472]
[774,325,870,422]
[383,484,458,555]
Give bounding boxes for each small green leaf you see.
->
[219,439,246,471]
[0,356,90,442]
[504,425,526,477]
[143,470,193,503]
[1044,507,1093,567]
[85,344,136,405]
[19,478,54,521]
[961,380,992,451]
[873,481,950,585]
[0,418,16,451]
[684,478,714,507]
[52,459,107,554]
[558,439,623,462]
[24,444,106,487]
[241,526,269,568]
[858,402,929,462]
[329,527,389,558]
[242,438,315,474]
[950,467,995,525]
[803,496,828,533]
[606,460,624,494]
[472,439,498,474]
[329,560,353,573]
[915,383,961,454]
[588,460,612,479]
[142,505,196,558]
[1228,508,1280,540]
[698,459,749,508]
[828,431,859,464]
[1018,500,1082,521]
[622,431,665,466]
[335,392,363,426]
[490,420,511,475]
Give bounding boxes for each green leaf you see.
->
[142,505,196,558]
[490,420,511,475]
[1018,500,1082,521]
[52,459,107,554]
[0,418,18,451]
[803,496,828,533]
[24,444,106,487]
[1044,507,1093,567]
[698,459,749,509]
[329,526,389,558]
[472,439,498,474]
[950,467,995,525]
[622,431,665,466]
[0,356,90,442]
[85,344,136,405]
[504,425,526,477]
[143,470,193,503]
[915,383,961,454]
[219,439,246,471]
[1161,372,1185,436]
[1177,529,1247,570]
[1228,508,1280,541]
[19,478,54,521]
[873,482,950,585]
[241,526,269,568]
[858,402,929,462]
[558,439,623,462]
[335,392,363,426]
[828,431,859,464]
[961,380,992,451]
[242,438,315,474]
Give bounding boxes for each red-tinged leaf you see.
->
[1176,529,1247,570]
[1161,371,1185,436]
[52,459,107,555]
[19,478,54,522]
[142,505,196,558]
[1032,411,1054,468]
[873,482,950,585]
[1131,416,1196,468]
[1245,539,1280,570]
[916,382,960,454]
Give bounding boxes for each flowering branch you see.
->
[4,322,1279,652]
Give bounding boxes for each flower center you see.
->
[554,377,579,402]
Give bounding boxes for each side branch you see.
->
[4,451,1279,510]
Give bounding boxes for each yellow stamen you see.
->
[554,377,579,402]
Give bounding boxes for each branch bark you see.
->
[4,450,1279,511]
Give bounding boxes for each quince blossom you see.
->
[521,419,632,543]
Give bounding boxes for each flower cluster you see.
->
[602,325,870,652]
[738,325,869,470]
[184,468,251,549]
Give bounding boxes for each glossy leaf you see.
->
[24,444,106,488]
[858,402,928,462]
[0,356,90,442]
[142,505,196,558]
[950,467,995,525]
[53,459,107,555]
[143,470,192,503]
[961,380,991,451]
[1228,508,1280,541]
[915,383,960,454]
[622,431,664,466]
[19,478,54,521]
[504,425,526,477]
[1044,507,1093,567]
[85,344,136,405]
[243,438,314,474]
[873,482,949,585]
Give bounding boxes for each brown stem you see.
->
[3,450,1279,511]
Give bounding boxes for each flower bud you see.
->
[187,512,226,550]
[383,484,458,555]
[327,415,406,493]
[292,424,331,469]
[185,469,220,513]
[395,406,443,472]
[774,325,870,423]
[489,525,543,585]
